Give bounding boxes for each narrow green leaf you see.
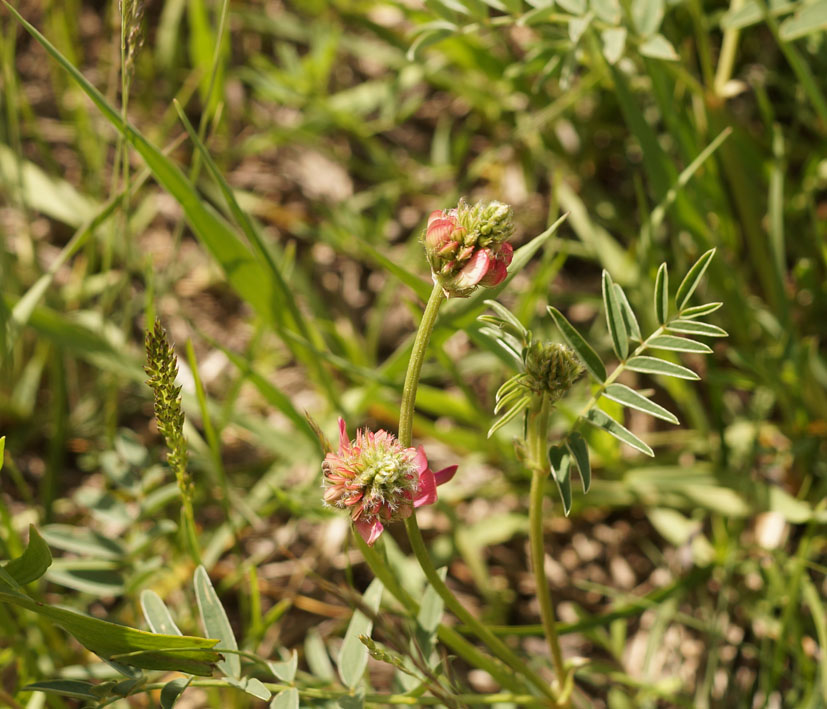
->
[482,299,528,339]
[304,629,335,681]
[229,677,272,701]
[626,356,700,380]
[339,578,384,688]
[407,28,453,61]
[614,283,642,341]
[601,26,627,64]
[638,33,679,61]
[654,263,668,325]
[160,678,190,709]
[194,565,240,679]
[603,383,679,424]
[675,249,715,310]
[548,446,573,516]
[24,680,99,701]
[647,335,712,354]
[417,567,448,634]
[494,386,528,415]
[680,302,723,319]
[0,589,220,675]
[270,688,299,709]
[140,590,182,636]
[666,320,728,337]
[565,432,591,493]
[585,408,654,456]
[3,525,51,585]
[487,395,530,437]
[547,306,607,382]
[602,270,628,359]
[40,524,125,560]
[269,651,298,682]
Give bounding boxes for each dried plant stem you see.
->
[396,283,558,703]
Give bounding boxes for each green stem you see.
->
[398,282,445,448]
[397,283,557,702]
[527,400,567,686]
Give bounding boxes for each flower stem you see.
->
[396,283,557,703]
[526,397,566,687]
[398,281,444,448]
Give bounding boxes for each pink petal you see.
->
[414,468,438,508]
[478,259,508,286]
[427,210,446,228]
[433,465,458,486]
[455,249,491,288]
[337,417,349,452]
[498,242,514,266]
[413,445,429,474]
[355,518,384,546]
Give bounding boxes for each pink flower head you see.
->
[322,418,458,546]
[422,199,514,298]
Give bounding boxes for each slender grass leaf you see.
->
[0,589,220,674]
[2,4,281,326]
[626,356,700,380]
[654,263,668,325]
[802,577,827,704]
[3,525,51,585]
[614,283,642,341]
[194,565,240,679]
[647,335,712,354]
[585,408,654,456]
[160,678,190,709]
[603,383,679,424]
[547,306,606,382]
[140,590,183,636]
[269,650,298,682]
[666,320,728,337]
[24,680,100,701]
[602,270,628,359]
[548,446,573,516]
[675,249,715,310]
[270,688,299,709]
[680,302,723,319]
[565,432,591,493]
[339,578,383,689]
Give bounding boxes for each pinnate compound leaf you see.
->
[482,299,528,340]
[194,565,240,679]
[626,355,700,380]
[675,249,715,310]
[140,590,182,636]
[160,678,190,709]
[548,446,573,515]
[339,578,383,689]
[269,650,298,682]
[565,432,591,493]
[547,306,607,382]
[488,395,530,438]
[647,335,712,353]
[614,283,642,341]
[602,270,628,359]
[680,302,723,319]
[586,408,654,456]
[4,525,51,585]
[603,383,679,424]
[654,263,668,325]
[270,688,300,709]
[666,320,728,337]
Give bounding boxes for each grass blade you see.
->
[547,306,607,383]
[603,383,679,424]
